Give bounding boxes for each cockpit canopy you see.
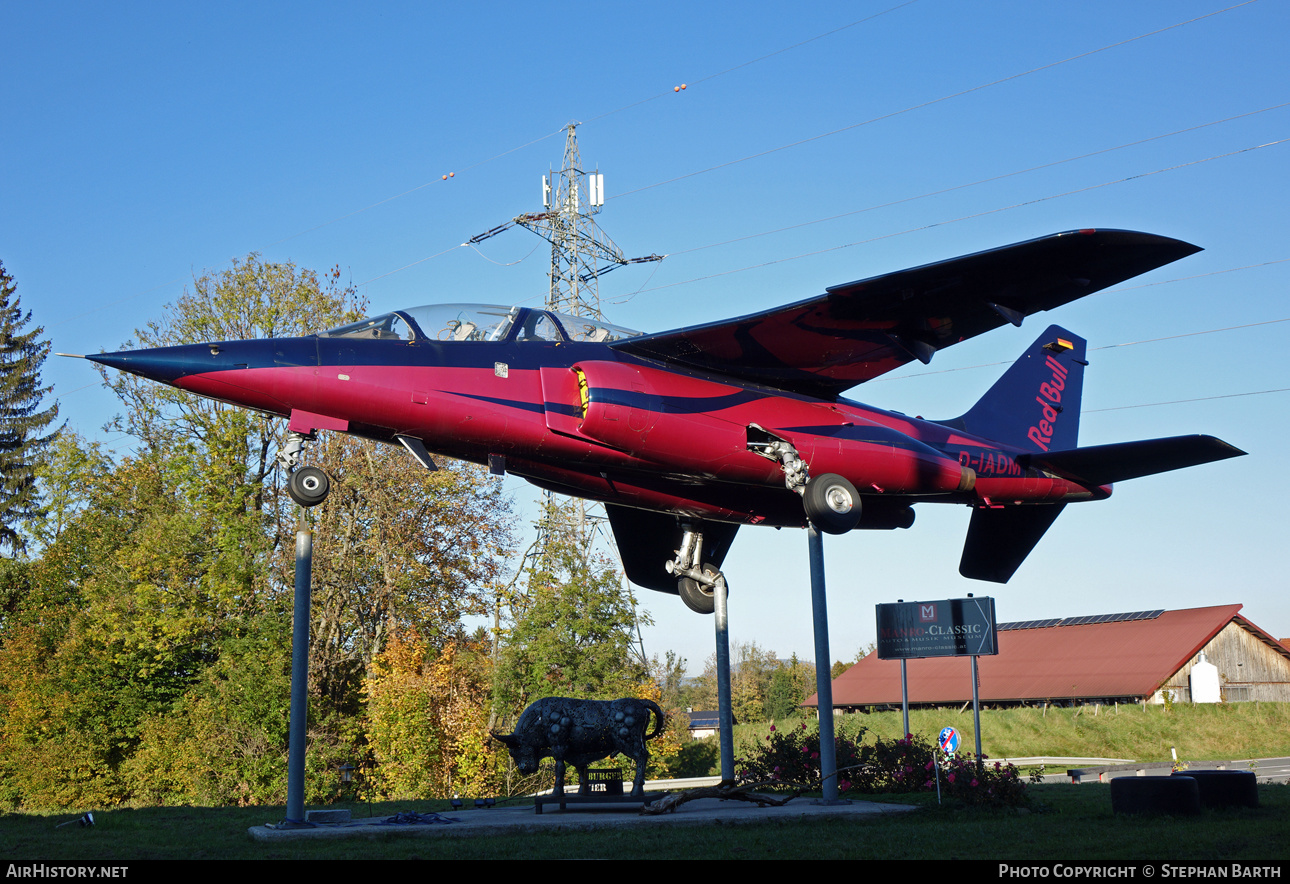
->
[319,304,641,344]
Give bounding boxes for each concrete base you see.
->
[247,795,915,842]
[306,809,352,823]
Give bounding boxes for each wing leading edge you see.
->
[612,229,1200,399]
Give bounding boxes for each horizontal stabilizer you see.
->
[1016,435,1245,486]
[960,504,1067,584]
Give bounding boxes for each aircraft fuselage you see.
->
[95,325,1104,530]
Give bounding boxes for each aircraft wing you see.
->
[612,229,1199,399]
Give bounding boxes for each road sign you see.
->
[939,726,961,756]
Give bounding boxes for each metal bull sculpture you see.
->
[492,697,665,797]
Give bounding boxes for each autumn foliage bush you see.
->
[736,722,1028,806]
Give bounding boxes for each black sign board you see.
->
[876,598,998,659]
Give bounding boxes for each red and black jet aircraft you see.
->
[86,229,1245,613]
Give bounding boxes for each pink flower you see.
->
[971,779,979,787]
[947,773,956,784]
[925,760,934,770]
[811,752,819,760]
[769,725,776,732]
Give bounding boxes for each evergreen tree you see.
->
[0,262,58,554]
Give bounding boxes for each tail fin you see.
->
[946,328,1247,583]
[936,325,1086,453]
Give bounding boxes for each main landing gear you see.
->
[802,473,861,535]
[747,425,863,535]
[666,526,728,615]
[277,431,331,508]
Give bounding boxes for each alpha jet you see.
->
[87,229,1245,613]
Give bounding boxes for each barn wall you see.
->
[1156,621,1290,703]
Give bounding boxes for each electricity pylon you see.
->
[468,122,663,320]
[477,123,659,681]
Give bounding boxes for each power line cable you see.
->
[1086,388,1290,413]
[877,315,1290,383]
[43,7,923,328]
[197,0,1259,282]
[353,244,465,289]
[582,1,921,125]
[465,242,542,267]
[613,1,1262,200]
[615,137,1289,299]
[45,3,1269,328]
[271,4,926,249]
[655,103,1290,262]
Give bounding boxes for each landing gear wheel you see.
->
[287,466,330,507]
[677,563,723,615]
[803,473,861,534]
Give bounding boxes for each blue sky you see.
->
[5,1,1287,674]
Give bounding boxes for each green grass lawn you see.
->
[6,704,1289,861]
[4,784,1289,861]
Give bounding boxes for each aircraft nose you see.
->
[87,339,284,385]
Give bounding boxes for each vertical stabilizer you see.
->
[936,325,1085,452]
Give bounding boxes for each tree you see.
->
[494,500,651,715]
[653,649,690,712]
[832,642,875,679]
[766,654,817,721]
[301,433,513,707]
[0,261,58,554]
[0,253,522,808]
[363,633,502,799]
[27,431,111,551]
[691,640,781,723]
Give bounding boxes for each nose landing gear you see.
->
[277,431,331,507]
[287,466,330,507]
[666,525,728,615]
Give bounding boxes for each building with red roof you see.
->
[807,604,1290,710]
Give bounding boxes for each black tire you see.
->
[1111,775,1201,815]
[803,473,861,534]
[677,563,723,615]
[288,466,330,507]
[1171,770,1258,808]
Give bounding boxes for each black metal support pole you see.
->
[901,658,910,737]
[808,525,845,804]
[285,521,312,824]
[971,654,983,768]
[714,576,735,782]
